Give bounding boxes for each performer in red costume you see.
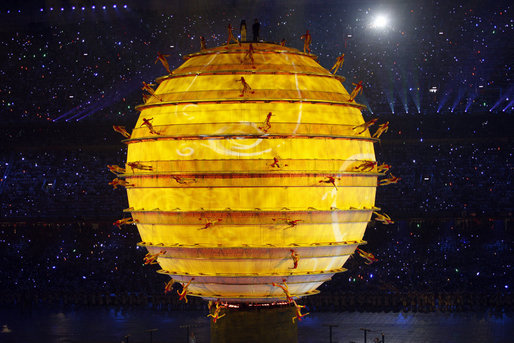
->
[107,164,126,175]
[112,125,131,138]
[373,211,394,225]
[177,278,194,303]
[378,174,401,186]
[372,121,390,138]
[141,81,162,102]
[164,279,175,294]
[226,24,239,45]
[330,53,345,74]
[319,176,338,190]
[113,217,138,229]
[127,161,153,171]
[207,301,228,323]
[199,218,222,230]
[258,112,273,132]
[292,300,309,322]
[155,52,171,74]
[300,30,312,53]
[356,248,378,265]
[140,117,160,135]
[143,250,166,265]
[290,249,300,269]
[377,163,391,173]
[348,80,364,101]
[108,178,133,189]
[242,43,256,67]
[272,280,293,303]
[352,118,378,134]
[355,161,377,172]
[236,76,254,97]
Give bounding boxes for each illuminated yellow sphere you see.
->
[125,43,377,303]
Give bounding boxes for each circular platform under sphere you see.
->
[124,42,378,303]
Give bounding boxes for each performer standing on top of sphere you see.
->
[240,20,247,42]
[252,19,260,42]
[300,30,312,53]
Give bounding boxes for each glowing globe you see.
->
[124,43,377,303]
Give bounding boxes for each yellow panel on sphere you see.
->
[125,43,377,303]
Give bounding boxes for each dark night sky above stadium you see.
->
[0,0,512,122]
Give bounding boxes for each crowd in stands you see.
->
[1,113,511,220]
[0,217,511,313]
[0,1,511,124]
[0,113,511,314]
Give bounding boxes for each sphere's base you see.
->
[210,304,298,343]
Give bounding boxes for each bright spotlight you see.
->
[371,14,389,29]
